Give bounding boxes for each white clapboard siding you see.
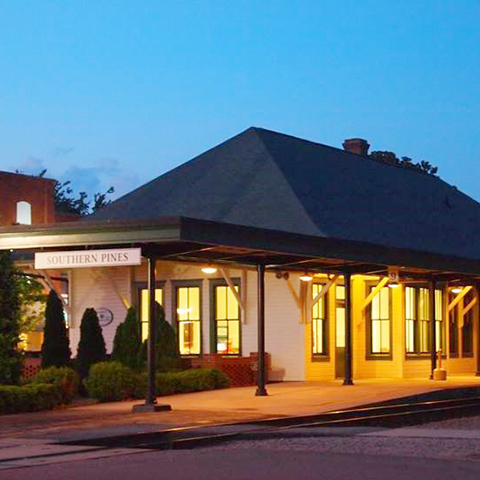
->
[69,266,132,354]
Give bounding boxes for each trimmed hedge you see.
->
[84,362,230,402]
[84,362,137,402]
[133,368,230,398]
[33,367,80,404]
[0,383,62,415]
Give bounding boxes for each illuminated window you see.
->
[213,283,240,355]
[139,287,164,342]
[448,291,459,357]
[462,289,474,357]
[312,283,328,356]
[174,284,201,355]
[16,201,32,225]
[367,284,391,356]
[405,286,444,355]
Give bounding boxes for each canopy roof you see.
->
[2,127,480,281]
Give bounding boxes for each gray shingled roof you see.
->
[91,127,480,261]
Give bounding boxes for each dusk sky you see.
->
[0,1,479,202]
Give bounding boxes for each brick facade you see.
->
[0,171,56,226]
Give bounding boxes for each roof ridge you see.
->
[251,127,448,183]
[252,128,324,236]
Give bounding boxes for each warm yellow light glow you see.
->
[451,286,463,294]
[201,266,217,274]
[388,282,400,288]
[299,273,313,282]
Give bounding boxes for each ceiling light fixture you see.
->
[201,266,217,274]
[299,272,313,282]
[388,281,400,288]
[451,286,463,294]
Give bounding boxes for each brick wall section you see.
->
[0,171,56,226]
[188,353,271,386]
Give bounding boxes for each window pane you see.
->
[216,286,227,320]
[405,287,414,319]
[140,288,163,342]
[406,319,415,353]
[189,287,200,320]
[227,286,239,320]
[336,307,345,348]
[372,320,380,353]
[381,320,390,352]
[336,286,345,300]
[178,288,189,320]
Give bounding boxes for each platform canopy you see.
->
[2,127,480,281]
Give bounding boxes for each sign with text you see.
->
[35,248,142,269]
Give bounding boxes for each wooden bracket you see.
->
[447,286,472,314]
[219,267,246,322]
[100,267,131,310]
[286,278,301,309]
[307,275,339,311]
[37,270,71,316]
[361,277,389,311]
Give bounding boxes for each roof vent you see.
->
[343,138,370,156]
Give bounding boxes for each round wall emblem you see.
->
[97,308,114,327]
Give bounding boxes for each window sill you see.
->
[366,354,392,361]
[311,355,330,363]
[405,353,432,360]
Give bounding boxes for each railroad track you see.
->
[61,395,480,451]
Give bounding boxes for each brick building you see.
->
[0,171,56,226]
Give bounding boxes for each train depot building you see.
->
[1,127,480,390]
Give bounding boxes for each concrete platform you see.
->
[1,375,479,442]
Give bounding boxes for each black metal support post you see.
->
[430,280,437,379]
[476,284,480,377]
[146,256,157,405]
[343,272,354,386]
[256,263,268,396]
[132,256,171,413]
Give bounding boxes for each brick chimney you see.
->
[343,138,370,156]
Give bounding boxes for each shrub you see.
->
[133,368,229,399]
[33,367,79,404]
[0,383,62,415]
[112,308,141,370]
[84,362,137,402]
[41,290,71,368]
[76,308,106,379]
[138,303,179,370]
[0,251,22,385]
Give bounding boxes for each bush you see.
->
[41,290,71,368]
[76,308,106,379]
[112,308,142,370]
[33,367,79,404]
[0,383,62,415]
[133,368,230,399]
[138,303,179,370]
[84,362,137,402]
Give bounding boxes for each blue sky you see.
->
[0,1,479,201]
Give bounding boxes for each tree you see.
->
[0,251,22,384]
[53,180,114,216]
[36,169,115,216]
[17,274,47,339]
[369,151,438,176]
[138,302,180,371]
[76,308,106,379]
[41,290,71,368]
[112,307,142,370]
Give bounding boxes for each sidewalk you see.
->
[2,376,480,441]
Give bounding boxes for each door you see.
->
[335,285,346,378]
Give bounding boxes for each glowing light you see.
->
[451,287,463,294]
[388,282,400,288]
[201,266,217,274]
[299,273,313,282]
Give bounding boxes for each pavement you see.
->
[1,375,480,471]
